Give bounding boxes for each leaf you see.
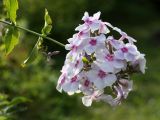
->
[9,97,31,106]
[21,38,40,67]
[3,0,19,24]
[4,27,20,55]
[0,116,8,120]
[22,9,52,66]
[41,9,52,36]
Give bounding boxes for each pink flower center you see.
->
[85,18,92,25]
[71,76,77,83]
[78,31,84,37]
[71,45,78,52]
[98,70,107,79]
[60,76,65,85]
[105,54,114,61]
[84,80,90,87]
[89,39,97,46]
[121,47,128,53]
[75,60,79,68]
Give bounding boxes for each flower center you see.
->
[78,31,84,37]
[85,18,92,25]
[105,54,114,61]
[89,39,97,46]
[60,76,65,85]
[84,80,90,87]
[71,45,78,52]
[98,70,107,79]
[71,76,77,83]
[75,60,79,68]
[121,47,128,53]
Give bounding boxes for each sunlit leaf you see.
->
[0,116,8,120]
[3,0,19,24]
[41,9,52,36]
[4,27,20,55]
[21,41,39,67]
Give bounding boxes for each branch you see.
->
[0,20,65,48]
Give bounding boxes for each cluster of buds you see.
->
[57,12,146,107]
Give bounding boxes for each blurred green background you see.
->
[0,0,160,120]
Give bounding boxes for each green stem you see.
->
[0,20,65,48]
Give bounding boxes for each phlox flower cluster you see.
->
[57,12,146,107]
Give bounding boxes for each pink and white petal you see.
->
[113,60,125,69]
[94,78,106,89]
[75,24,88,31]
[82,12,89,21]
[124,53,136,61]
[93,11,101,20]
[97,34,106,43]
[85,45,96,55]
[100,25,110,34]
[126,36,137,43]
[56,84,62,93]
[99,94,114,105]
[65,44,72,50]
[87,70,97,83]
[95,61,114,73]
[109,39,124,49]
[90,22,100,32]
[114,50,125,60]
[104,74,117,86]
[137,55,146,74]
[62,82,79,93]
[126,44,138,55]
[104,22,113,28]
[82,96,92,107]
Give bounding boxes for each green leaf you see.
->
[9,97,31,106]
[4,27,20,55]
[21,39,39,67]
[22,9,52,66]
[3,0,19,24]
[41,9,52,36]
[0,116,8,120]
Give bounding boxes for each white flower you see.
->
[87,64,117,89]
[132,54,146,74]
[57,11,146,107]
[99,21,110,34]
[114,43,140,62]
[82,12,101,33]
[82,90,103,107]
[112,27,137,43]
[84,34,106,55]
[96,49,125,73]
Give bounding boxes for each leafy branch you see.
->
[1,0,65,66]
[0,20,65,48]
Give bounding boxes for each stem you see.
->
[0,20,65,48]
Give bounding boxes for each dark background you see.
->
[0,0,160,120]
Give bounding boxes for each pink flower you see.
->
[57,11,146,107]
[114,43,140,62]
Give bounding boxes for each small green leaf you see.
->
[41,9,52,36]
[3,0,19,24]
[21,42,38,67]
[4,27,20,55]
[9,97,31,106]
